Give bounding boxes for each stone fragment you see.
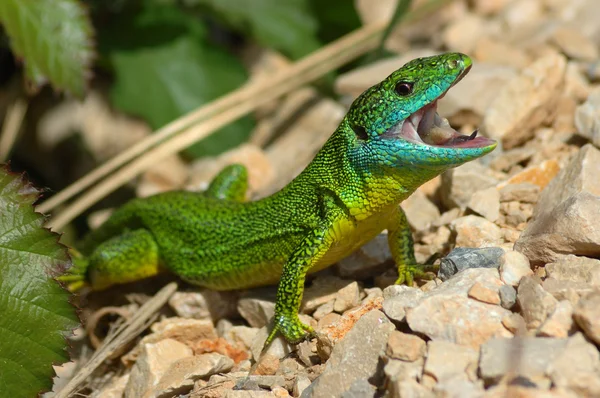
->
[483,53,567,149]
[337,233,391,279]
[499,183,540,204]
[573,291,600,345]
[473,37,531,68]
[438,247,504,281]
[124,339,193,398]
[451,216,503,248]
[442,13,485,54]
[303,310,394,397]
[550,26,599,61]
[424,341,478,382]
[479,337,567,384]
[467,187,500,222]
[468,281,501,305]
[168,290,238,321]
[499,285,517,309]
[391,379,434,398]
[515,145,600,265]
[340,379,377,397]
[155,353,234,397]
[293,375,311,397]
[401,189,441,231]
[386,330,426,362]
[302,276,355,313]
[312,300,334,321]
[407,269,512,349]
[381,286,424,323]
[223,326,259,350]
[497,159,561,191]
[537,300,574,338]
[545,255,600,286]
[333,282,361,313]
[502,313,526,334]
[384,358,426,397]
[441,162,499,209]
[548,333,600,397]
[238,297,275,328]
[499,250,533,286]
[542,277,594,307]
[518,276,558,330]
[434,378,485,398]
[576,88,600,147]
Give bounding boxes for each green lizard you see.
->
[62,53,496,345]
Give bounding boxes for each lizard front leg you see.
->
[388,206,437,285]
[265,226,333,346]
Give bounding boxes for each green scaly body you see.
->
[63,53,497,344]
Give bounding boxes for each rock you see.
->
[438,247,504,281]
[406,269,512,349]
[496,159,561,191]
[515,145,600,265]
[224,391,276,398]
[537,300,574,338]
[545,255,600,286]
[550,26,599,61]
[441,162,499,209]
[92,374,129,398]
[483,53,567,149]
[451,216,503,248]
[293,375,311,397]
[337,233,391,279]
[316,297,384,360]
[479,337,568,385]
[473,37,531,69]
[573,291,600,344]
[548,333,600,397]
[499,201,534,228]
[223,326,259,350]
[124,339,193,398]
[250,327,291,365]
[499,285,517,309]
[499,250,533,286]
[386,331,426,362]
[468,281,501,305]
[442,13,486,54]
[303,276,355,313]
[423,340,478,382]
[122,318,217,365]
[384,358,426,397]
[576,88,600,147]
[401,189,441,231]
[498,183,540,204]
[435,378,485,398]
[340,379,377,398]
[467,187,500,222]
[304,309,394,397]
[390,379,434,398]
[381,286,424,323]
[517,276,558,330]
[542,277,595,307]
[168,290,238,321]
[234,375,286,390]
[333,282,361,313]
[312,300,334,321]
[155,353,234,397]
[238,297,275,328]
[502,313,526,334]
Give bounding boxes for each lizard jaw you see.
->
[385,100,495,149]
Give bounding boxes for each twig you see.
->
[54,282,178,398]
[0,98,28,162]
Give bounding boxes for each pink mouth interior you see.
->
[385,99,495,149]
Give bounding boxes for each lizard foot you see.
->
[395,263,439,286]
[264,314,315,349]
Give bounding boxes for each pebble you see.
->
[237,297,275,328]
[499,285,517,309]
[467,187,500,222]
[168,290,238,321]
[336,233,391,279]
[517,276,558,330]
[545,255,600,286]
[333,282,361,313]
[386,330,426,362]
[423,340,478,382]
[537,300,574,338]
[575,88,600,147]
[499,250,533,286]
[573,290,600,345]
[438,247,504,281]
[381,286,424,323]
[441,162,499,209]
[450,215,503,248]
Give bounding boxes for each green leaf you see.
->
[308,0,361,44]
[103,2,253,158]
[0,0,94,96]
[187,0,321,59]
[0,168,79,398]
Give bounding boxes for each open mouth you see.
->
[384,95,495,148]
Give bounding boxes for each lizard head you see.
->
[345,53,496,176]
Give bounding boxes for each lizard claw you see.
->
[395,263,438,286]
[264,314,315,350]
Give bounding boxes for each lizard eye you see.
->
[395,82,414,96]
[351,124,368,140]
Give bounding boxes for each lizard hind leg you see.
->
[205,164,248,202]
[79,229,162,291]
